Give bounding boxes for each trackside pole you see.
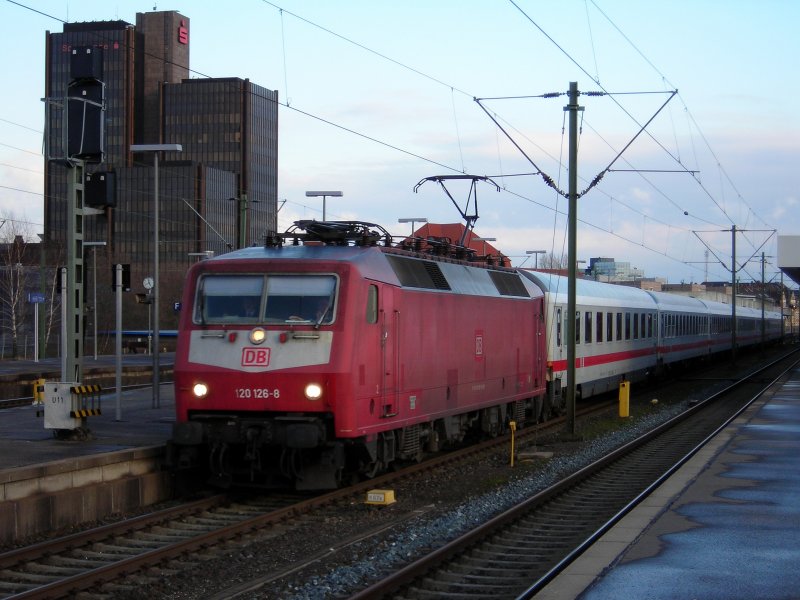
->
[509,421,517,467]
[619,379,630,418]
[115,263,123,421]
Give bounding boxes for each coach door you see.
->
[379,287,399,417]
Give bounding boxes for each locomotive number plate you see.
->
[235,388,281,399]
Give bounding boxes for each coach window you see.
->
[633,312,639,339]
[556,307,562,347]
[585,311,592,344]
[641,313,647,338]
[625,312,631,340]
[575,311,581,344]
[597,312,604,343]
[366,284,378,324]
[616,312,622,341]
[647,313,654,338]
[606,312,613,342]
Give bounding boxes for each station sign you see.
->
[27,292,46,304]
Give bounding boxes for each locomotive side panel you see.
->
[348,288,545,435]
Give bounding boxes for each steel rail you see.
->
[0,402,612,598]
[349,348,800,600]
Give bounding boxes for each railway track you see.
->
[0,400,609,600]
[2,348,792,599]
[349,349,800,599]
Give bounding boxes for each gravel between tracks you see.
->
[115,350,782,600]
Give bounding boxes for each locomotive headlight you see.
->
[304,383,323,401]
[192,382,209,398]
[249,327,267,345]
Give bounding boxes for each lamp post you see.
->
[131,143,182,409]
[525,250,546,269]
[188,251,215,261]
[398,217,428,236]
[83,241,106,360]
[473,237,496,256]
[305,190,342,221]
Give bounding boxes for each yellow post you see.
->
[619,380,630,418]
[509,420,517,467]
[32,378,46,405]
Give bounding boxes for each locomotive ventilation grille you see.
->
[386,255,451,290]
[488,271,531,297]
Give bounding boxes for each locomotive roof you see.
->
[203,244,543,300]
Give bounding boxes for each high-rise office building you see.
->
[43,10,278,334]
[163,77,279,255]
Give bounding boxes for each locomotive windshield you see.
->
[195,274,337,325]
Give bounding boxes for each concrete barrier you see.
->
[0,445,171,544]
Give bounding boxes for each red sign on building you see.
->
[178,20,189,45]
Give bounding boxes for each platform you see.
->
[537,367,800,599]
[0,383,175,544]
[0,383,174,471]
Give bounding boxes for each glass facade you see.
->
[163,78,279,246]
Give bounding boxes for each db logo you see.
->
[242,347,271,367]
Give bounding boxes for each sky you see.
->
[1,0,798,286]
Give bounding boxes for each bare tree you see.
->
[0,216,33,359]
[538,251,570,270]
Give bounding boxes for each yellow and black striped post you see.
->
[69,384,102,418]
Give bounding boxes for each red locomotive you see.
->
[170,221,547,489]
[170,220,783,490]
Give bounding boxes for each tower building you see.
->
[43,10,278,335]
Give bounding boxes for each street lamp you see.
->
[305,190,342,221]
[473,237,496,256]
[83,241,106,360]
[398,217,427,236]
[131,143,182,409]
[526,250,546,269]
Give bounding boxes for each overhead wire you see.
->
[2,0,778,276]
[588,0,774,234]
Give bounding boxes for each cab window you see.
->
[195,275,263,323]
[195,274,337,325]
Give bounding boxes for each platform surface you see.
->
[0,382,174,471]
[537,368,800,599]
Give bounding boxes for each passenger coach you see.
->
[519,271,659,408]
